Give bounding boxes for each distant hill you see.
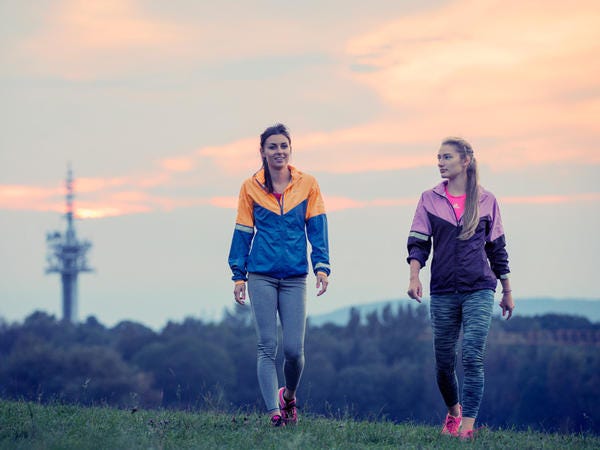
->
[308,298,600,327]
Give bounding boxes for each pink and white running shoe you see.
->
[441,405,462,437]
[278,387,298,425]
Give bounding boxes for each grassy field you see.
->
[0,400,598,449]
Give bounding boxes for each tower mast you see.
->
[45,166,94,323]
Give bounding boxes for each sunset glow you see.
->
[2,0,599,328]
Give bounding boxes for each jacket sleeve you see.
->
[228,182,255,282]
[485,196,510,279]
[406,193,432,268]
[305,180,331,276]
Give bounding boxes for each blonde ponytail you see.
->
[441,137,479,240]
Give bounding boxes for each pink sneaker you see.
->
[278,387,298,424]
[441,405,462,436]
[270,414,285,427]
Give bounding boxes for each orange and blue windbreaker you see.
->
[228,166,330,282]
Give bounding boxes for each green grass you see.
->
[0,400,598,449]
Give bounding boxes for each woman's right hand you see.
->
[234,282,246,305]
[407,278,423,303]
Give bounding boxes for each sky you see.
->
[1,0,599,330]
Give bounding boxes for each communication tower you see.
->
[45,166,94,323]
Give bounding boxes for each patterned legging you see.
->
[429,289,494,418]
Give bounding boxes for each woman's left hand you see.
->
[316,273,329,296]
[499,292,515,320]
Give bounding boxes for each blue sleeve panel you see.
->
[306,213,331,276]
[228,224,255,281]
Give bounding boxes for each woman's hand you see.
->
[407,277,423,303]
[499,291,515,320]
[316,272,329,296]
[234,282,246,305]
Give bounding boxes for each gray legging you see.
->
[429,289,494,419]
[247,273,307,413]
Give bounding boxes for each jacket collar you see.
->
[433,180,486,198]
[253,165,301,189]
[433,181,448,196]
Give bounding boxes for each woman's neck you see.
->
[446,174,467,196]
[270,166,290,181]
[269,166,291,192]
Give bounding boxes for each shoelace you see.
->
[281,398,297,421]
[443,414,461,435]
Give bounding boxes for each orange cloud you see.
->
[324,197,367,211]
[340,0,600,168]
[16,0,190,79]
[210,197,238,209]
[159,157,196,173]
[76,177,130,192]
[346,0,600,108]
[76,204,150,219]
[78,173,173,191]
[10,1,322,80]
[189,103,600,175]
[0,185,63,212]
[196,138,259,175]
[206,192,600,214]
[0,185,62,200]
[2,176,598,219]
[500,193,600,205]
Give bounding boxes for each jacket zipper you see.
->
[435,189,460,293]
[254,175,295,216]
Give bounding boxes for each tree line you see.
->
[0,304,598,433]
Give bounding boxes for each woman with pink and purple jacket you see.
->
[406,137,515,440]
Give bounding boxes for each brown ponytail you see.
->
[259,123,291,194]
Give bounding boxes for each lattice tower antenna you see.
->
[45,165,94,323]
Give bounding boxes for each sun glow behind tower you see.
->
[45,166,94,323]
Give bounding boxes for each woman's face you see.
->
[261,134,291,171]
[437,144,469,180]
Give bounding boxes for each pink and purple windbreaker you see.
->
[407,181,510,294]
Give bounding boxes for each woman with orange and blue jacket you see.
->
[228,123,330,427]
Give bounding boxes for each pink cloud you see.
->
[0,185,63,212]
[76,177,130,192]
[339,0,600,169]
[196,138,259,175]
[16,0,191,79]
[500,193,600,205]
[209,193,600,214]
[346,0,600,108]
[210,196,238,209]
[159,157,196,173]
[2,177,598,218]
[10,1,319,80]
[324,196,367,211]
[0,185,62,200]
[75,204,151,219]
